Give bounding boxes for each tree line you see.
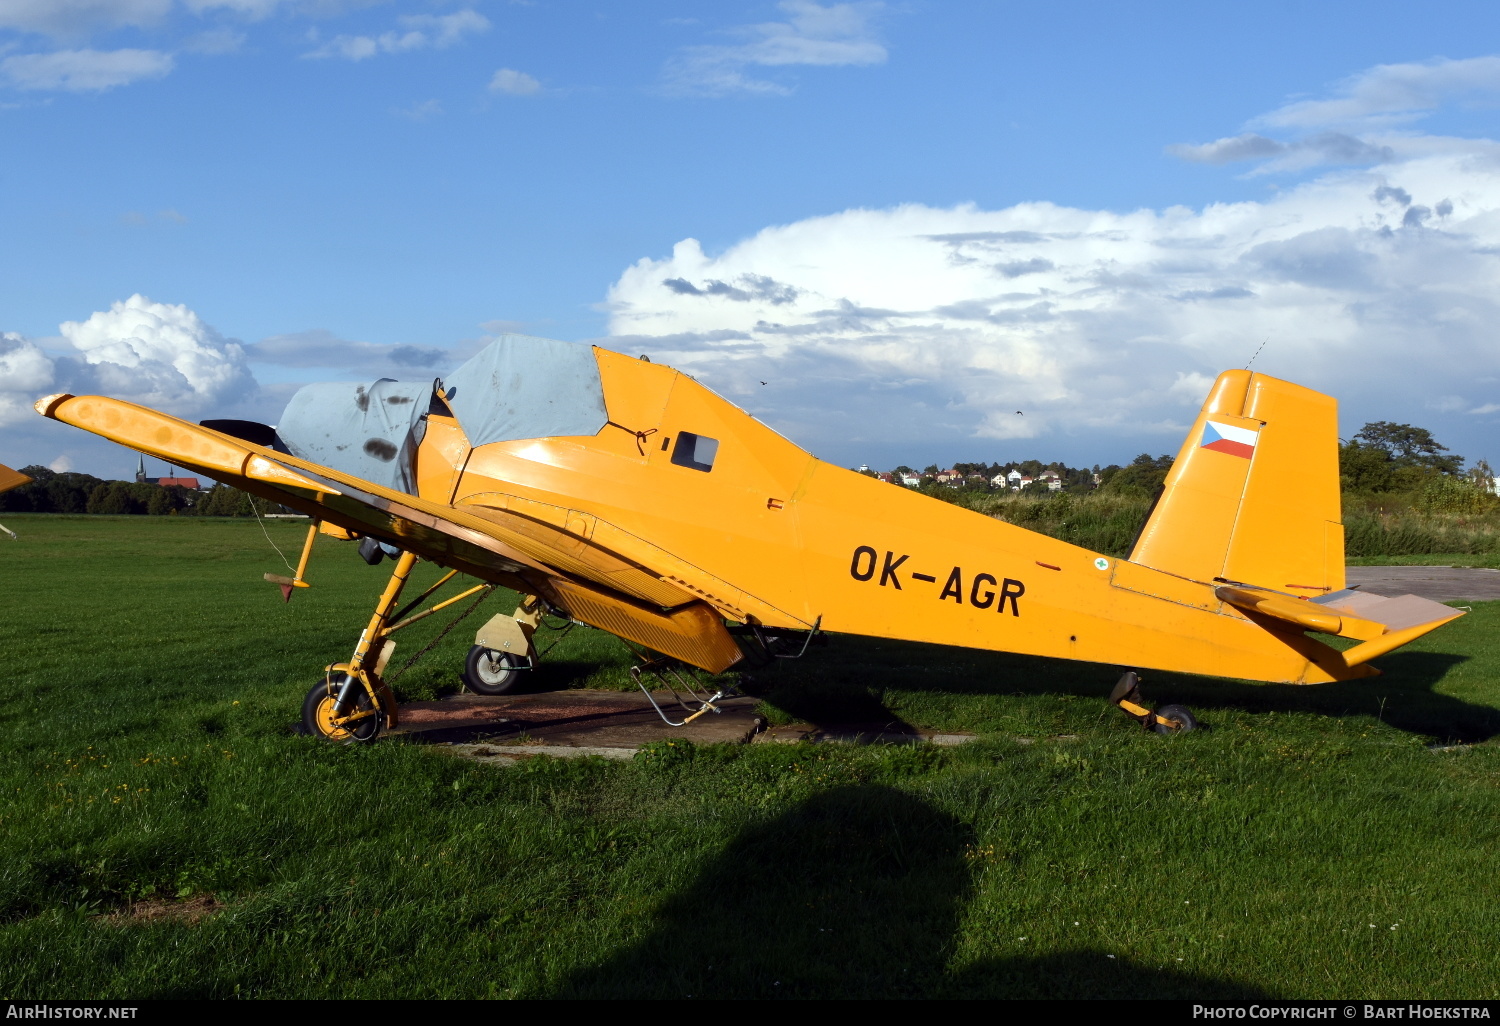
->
[871,421,1494,505]
[0,466,271,517]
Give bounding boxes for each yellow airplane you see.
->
[20,335,1463,741]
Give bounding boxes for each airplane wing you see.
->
[0,464,31,495]
[34,392,747,673]
[0,463,30,539]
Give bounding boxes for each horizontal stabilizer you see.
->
[1311,588,1465,633]
[1216,584,1464,670]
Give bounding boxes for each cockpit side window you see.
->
[671,432,719,472]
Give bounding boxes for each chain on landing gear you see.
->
[1109,671,1198,735]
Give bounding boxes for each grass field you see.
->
[3,514,1500,999]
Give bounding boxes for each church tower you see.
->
[135,454,146,484]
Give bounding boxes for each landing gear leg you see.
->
[1109,671,1198,734]
[302,550,419,740]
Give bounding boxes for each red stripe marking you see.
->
[1201,438,1255,459]
[1036,562,1061,571]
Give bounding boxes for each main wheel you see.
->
[1152,703,1198,735]
[462,646,528,696]
[302,676,382,742]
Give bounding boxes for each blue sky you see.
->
[6,0,1500,477]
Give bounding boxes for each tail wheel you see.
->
[302,676,382,742]
[1152,703,1198,735]
[462,645,527,696]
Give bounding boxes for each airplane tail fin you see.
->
[1130,370,1345,594]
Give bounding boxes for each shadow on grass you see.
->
[556,784,1270,999]
[750,632,1496,743]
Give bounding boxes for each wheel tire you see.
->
[302,676,382,742]
[1152,703,1198,735]
[462,645,527,696]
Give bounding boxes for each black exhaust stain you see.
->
[385,395,412,405]
[354,385,370,412]
[363,438,398,461]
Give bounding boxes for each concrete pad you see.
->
[394,689,764,748]
[1346,565,1500,603]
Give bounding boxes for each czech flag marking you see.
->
[1200,420,1258,459]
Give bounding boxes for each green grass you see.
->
[3,515,1500,999]
[1346,553,1500,568]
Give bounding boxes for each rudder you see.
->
[1131,370,1344,594]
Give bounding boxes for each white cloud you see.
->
[1259,56,1500,131]
[48,454,72,472]
[245,328,448,371]
[663,0,885,98]
[1169,131,1394,172]
[182,26,245,54]
[0,332,57,426]
[602,153,1500,457]
[0,0,173,39]
[392,98,442,120]
[1170,55,1500,176]
[489,67,539,96]
[303,8,489,61]
[58,294,254,412]
[1,47,173,91]
[182,0,290,17]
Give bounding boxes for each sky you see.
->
[5,0,1500,478]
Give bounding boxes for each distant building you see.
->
[137,455,201,490]
[900,473,921,487]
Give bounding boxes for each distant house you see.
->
[990,473,1009,488]
[1039,470,1063,492]
[899,473,921,487]
[877,472,895,483]
[934,469,960,485]
[135,455,201,490]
